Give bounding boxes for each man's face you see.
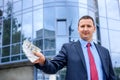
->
[78,19,96,42]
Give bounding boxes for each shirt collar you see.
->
[79,38,94,48]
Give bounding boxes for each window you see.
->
[56,19,67,36]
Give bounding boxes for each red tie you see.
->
[87,43,98,80]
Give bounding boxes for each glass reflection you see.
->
[33,39,43,50]
[2,1,13,45]
[108,19,120,30]
[44,38,55,50]
[12,15,22,43]
[97,0,106,16]
[106,0,120,19]
[0,0,3,6]
[35,29,43,39]
[13,0,19,2]
[23,0,32,9]
[56,37,69,53]
[21,54,27,59]
[79,8,88,17]
[99,17,107,28]
[44,7,55,37]
[33,0,43,6]
[11,55,20,61]
[44,0,55,3]
[44,29,55,38]
[109,30,120,52]
[57,20,67,36]
[67,7,78,38]
[100,28,110,49]
[88,0,96,8]
[111,53,120,67]
[0,9,3,48]
[1,57,10,62]
[2,46,10,57]
[13,0,21,13]
[3,16,11,45]
[22,12,32,40]
[33,9,43,39]
[78,0,87,4]
[44,50,55,56]
[11,43,20,55]
[56,7,66,19]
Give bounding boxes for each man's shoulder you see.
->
[63,40,79,46]
[94,43,109,51]
[62,40,80,49]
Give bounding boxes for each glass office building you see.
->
[0,0,120,80]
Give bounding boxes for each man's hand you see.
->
[22,39,45,64]
[33,52,45,65]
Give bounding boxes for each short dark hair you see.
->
[78,15,95,26]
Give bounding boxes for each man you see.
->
[33,15,116,80]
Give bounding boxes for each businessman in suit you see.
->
[33,15,116,80]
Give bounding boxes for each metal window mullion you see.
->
[0,17,3,63]
[117,0,120,19]
[95,0,101,45]
[0,0,4,63]
[10,0,14,62]
[10,13,12,62]
[104,0,111,52]
[20,0,23,60]
[32,0,34,42]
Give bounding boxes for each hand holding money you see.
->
[22,40,45,64]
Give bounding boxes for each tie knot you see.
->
[86,43,91,47]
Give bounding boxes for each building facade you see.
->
[0,0,120,80]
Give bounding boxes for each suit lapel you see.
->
[94,43,108,77]
[74,40,87,73]
[74,41,108,78]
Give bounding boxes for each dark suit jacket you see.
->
[35,40,116,80]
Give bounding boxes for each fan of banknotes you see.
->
[22,39,41,62]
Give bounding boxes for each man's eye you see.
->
[80,26,84,28]
[87,25,91,27]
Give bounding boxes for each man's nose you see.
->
[84,26,88,30]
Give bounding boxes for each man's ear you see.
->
[93,26,96,32]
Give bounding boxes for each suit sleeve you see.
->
[106,49,117,80]
[34,44,68,74]
[95,44,117,80]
